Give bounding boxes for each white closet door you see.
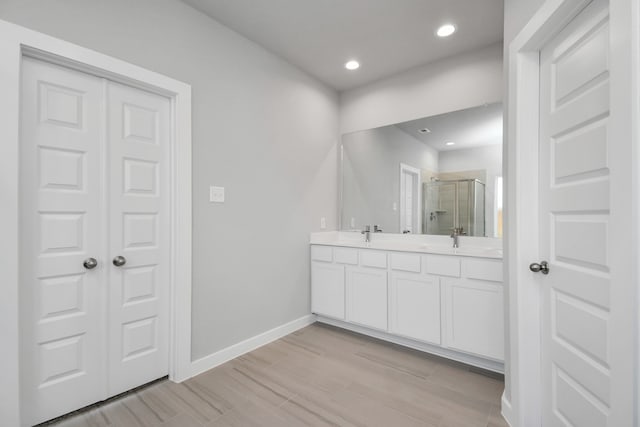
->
[19,58,105,426]
[20,57,172,424]
[106,82,171,395]
[539,0,616,425]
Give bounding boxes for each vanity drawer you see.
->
[335,248,359,265]
[311,245,333,262]
[360,250,387,269]
[462,258,503,282]
[426,255,460,277]
[390,252,421,273]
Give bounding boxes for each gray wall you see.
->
[0,0,339,360]
[342,126,438,232]
[504,0,547,48]
[340,42,503,134]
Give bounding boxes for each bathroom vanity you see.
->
[310,232,504,373]
[327,102,505,372]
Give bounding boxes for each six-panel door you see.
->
[538,1,615,424]
[19,57,170,425]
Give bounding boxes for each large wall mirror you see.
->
[340,103,503,238]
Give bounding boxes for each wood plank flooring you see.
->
[46,323,508,427]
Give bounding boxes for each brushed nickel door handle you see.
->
[112,256,126,267]
[83,257,98,270]
[529,261,549,274]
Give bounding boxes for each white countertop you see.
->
[310,231,503,259]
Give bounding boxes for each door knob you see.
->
[529,261,549,274]
[83,257,98,270]
[112,256,126,267]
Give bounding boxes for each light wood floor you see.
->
[47,323,508,427]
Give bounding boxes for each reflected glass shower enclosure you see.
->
[423,179,486,237]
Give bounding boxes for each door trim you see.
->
[399,163,422,234]
[506,0,639,426]
[0,20,193,425]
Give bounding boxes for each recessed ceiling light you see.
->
[419,128,431,134]
[445,141,455,146]
[436,24,456,38]
[345,60,360,70]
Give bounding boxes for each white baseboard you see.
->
[317,316,504,373]
[189,314,317,378]
[501,392,514,426]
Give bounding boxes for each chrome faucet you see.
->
[373,225,383,233]
[450,227,465,248]
[361,225,371,243]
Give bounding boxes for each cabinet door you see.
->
[311,262,345,319]
[443,278,504,360]
[346,267,388,331]
[389,273,441,344]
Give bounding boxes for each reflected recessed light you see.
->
[436,24,456,37]
[345,60,360,70]
[445,141,455,146]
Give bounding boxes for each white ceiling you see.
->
[180,0,504,91]
[395,103,503,152]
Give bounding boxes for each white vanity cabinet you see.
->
[346,266,388,330]
[442,256,504,360]
[389,272,441,344]
[310,243,505,371]
[311,262,345,320]
[311,246,345,320]
[443,277,504,360]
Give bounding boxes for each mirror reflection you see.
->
[340,103,503,238]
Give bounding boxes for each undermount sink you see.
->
[322,239,502,259]
[419,245,503,257]
[368,241,423,251]
[454,247,503,257]
[419,244,453,253]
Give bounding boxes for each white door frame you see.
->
[0,20,193,425]
[399,163,422,234]
[505,0,638,425]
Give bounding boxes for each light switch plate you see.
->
[209,186,225,203]
[320,217,326,229]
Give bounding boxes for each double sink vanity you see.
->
[310,232,505,372]
[319,102,506,372]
